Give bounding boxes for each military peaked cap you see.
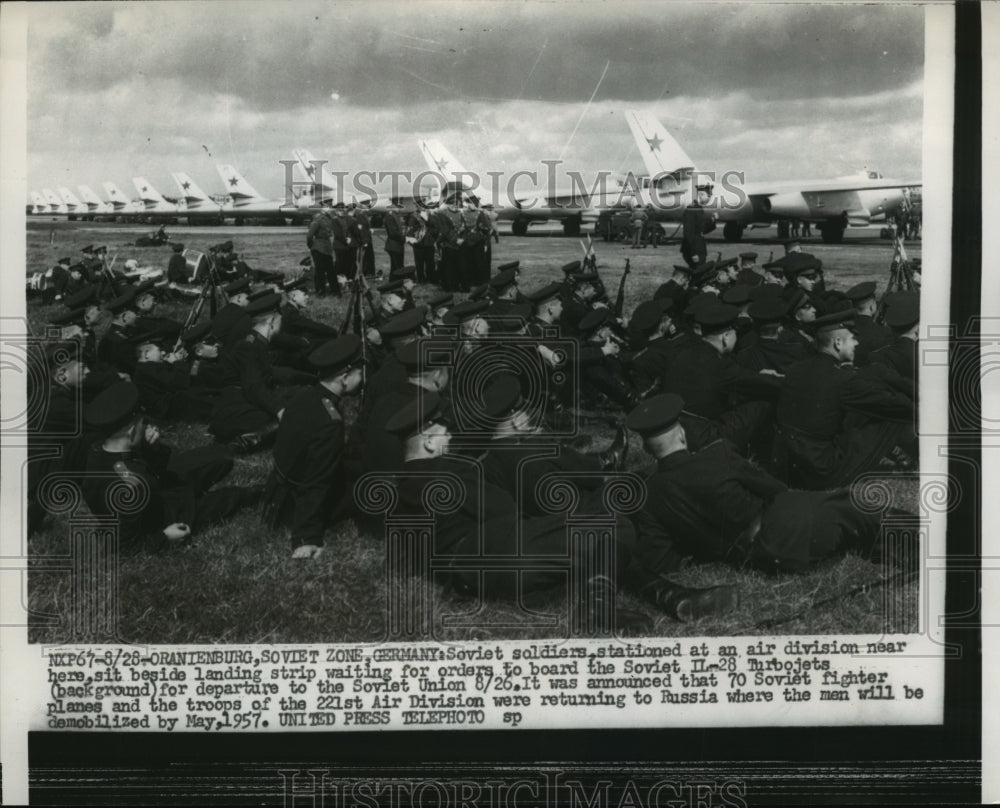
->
[844,281,877,302]
[578,308,612,334]
[244,292,282,315]
[379,307,427,338]
[49,308,87,326]
[378,280,405,295]
[625,393,685,436]
[813,309,858,334]
[84,381,140,429]
[747,296,789,324]
[384,391,445,438]
[106,289,138,313]
[721,284,752,306]
[443,299,489,325]
[489,268,518,290]
[483,374,525,418]
[428,293,453,310]
[630,298,673,333]
[309,335,364,373]
[181,321,215,345]
[883,292,920,329]
[224,278,252,295]
[695,301,740,334]
[525,282,563,306]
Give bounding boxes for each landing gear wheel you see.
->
[562,218,581,237]
[820,221,845,243]
[511,220,529,237]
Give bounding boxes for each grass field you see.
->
[24,219,922,645]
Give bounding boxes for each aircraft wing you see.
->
[743,179,918,225]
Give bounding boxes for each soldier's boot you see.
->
[595,425,629,471]
[641,576,740,622]
[226,422,280,455]
[575,574,650,636]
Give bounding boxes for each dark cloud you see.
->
[31,2,922,112]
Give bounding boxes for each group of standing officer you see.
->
[307,195,498,297]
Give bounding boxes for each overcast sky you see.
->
[25,1,924,201]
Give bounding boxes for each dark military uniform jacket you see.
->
[265,385,348,546]
[217,331,282,417]
[681,203,714,248]
[659,339,780,421]
[306,211,335,256]
[167,251,189,284]
[432,209,466,251]
[852,314,893,367]
[133,361,217,421]
[360,380,421,473]
[211,303,252,347]
[653,278,689,306]
[481,436,604,518]
[97,324,138,375]
[383,210,406,255]
[82,441,183,552]
[636,442,787,573]
[83,440,241,552]
[396,455,566,560]
[870,336,917,389]
[279,302,338,341]
[736,334,811,374]
[776,352,913,442]
[134,312,183,341]
[350,212,374,248]
[627,331,694,395]
[406,210,438,249]
[330,214,354,251]
[774,351,915,488]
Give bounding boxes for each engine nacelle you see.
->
[760,192,810,219]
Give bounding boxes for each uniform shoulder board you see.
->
[321,398,342,421]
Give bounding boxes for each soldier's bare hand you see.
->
[144,425,160,444]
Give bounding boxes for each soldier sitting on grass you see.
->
[625,393,918,619]
[82,381,259,553]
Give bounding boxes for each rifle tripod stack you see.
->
[176,250,229,348]
[97,251,122,301]
[338,249,381,391]
[886,234,917,294]
[875,234,917,326]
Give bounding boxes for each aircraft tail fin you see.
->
[103,181,130,210]
[625,110,698,184]
[133,177,168,206]
[418,139,471,185]
[171,172,212,204]
[43,188,64,209]
[58,186,83,210]
[217,164,263,202]
[78,185,104,210]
